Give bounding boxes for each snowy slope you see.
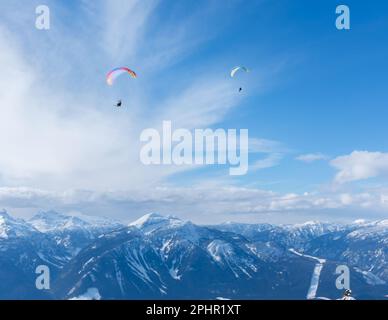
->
[289,249,326,299]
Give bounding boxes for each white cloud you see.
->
[340,193,353,205]
[248,138,285,153]
[381,194,388,207]
[331,151,388,184]
[296,153,328,163]
[244,139,286,171]
[100,0,160,61]
[0,26,135,189]
[156,78,239,129]
[251,153,283,170]
[1,185,386,224]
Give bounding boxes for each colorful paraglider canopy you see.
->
[106,67,137,86]
[230,66,249,78]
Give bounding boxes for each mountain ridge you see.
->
[0,210,386,300]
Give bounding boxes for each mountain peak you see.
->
[29,211,123,233]
[0,211,37,239]
[0,209,12,220]
[29,211,88,232]
[129,213,183,233]
[32,210,64,219]
[293,220,322,227]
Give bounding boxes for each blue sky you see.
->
[0,0,387,224]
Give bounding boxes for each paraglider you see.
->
[230,66,249,92]
[230,66,249,78]
[106,67,137,109]
[106,67,137,86]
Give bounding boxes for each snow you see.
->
[297,221,321,227]
[207,240,254,279]
[0,216,8,239]
[129,213,161,227]
[289,249,326,299]
[29,211,88,232]
[289,249,326,264]
[207,240,233,262]
[68,286,76,295]
[70,288,101,300]
[124,247,153,285]
[0,211,37,238]
[113,260,125,295]
[354,219,367,225]
[377,219,388,227]
[36,252,63,268]
[68,212,121,227]
[354,268,386,286]
[1,210,387,299]
[161,241,182,280]
[168,266,181,280]
[307,263,324,300]
[347,219,388,241]
[161,238,173,253]
[29,210,122,233]
[129,213,184,234]
[80,258,95,273]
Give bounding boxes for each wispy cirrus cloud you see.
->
[0,1,276,192]
[99,0,160,61]
[296,153,328,163]
[247,138,287,171]
[250,153,283,171]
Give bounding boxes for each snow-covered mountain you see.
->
[29,210,122,233]
[304,220,388,284]
[28,210,124,258]
[0,210,54,299]
[0,211,387,300]
[0,210,123,299]
[215,220,343,250]
[55,214,315,299]
[0,210,38,239]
